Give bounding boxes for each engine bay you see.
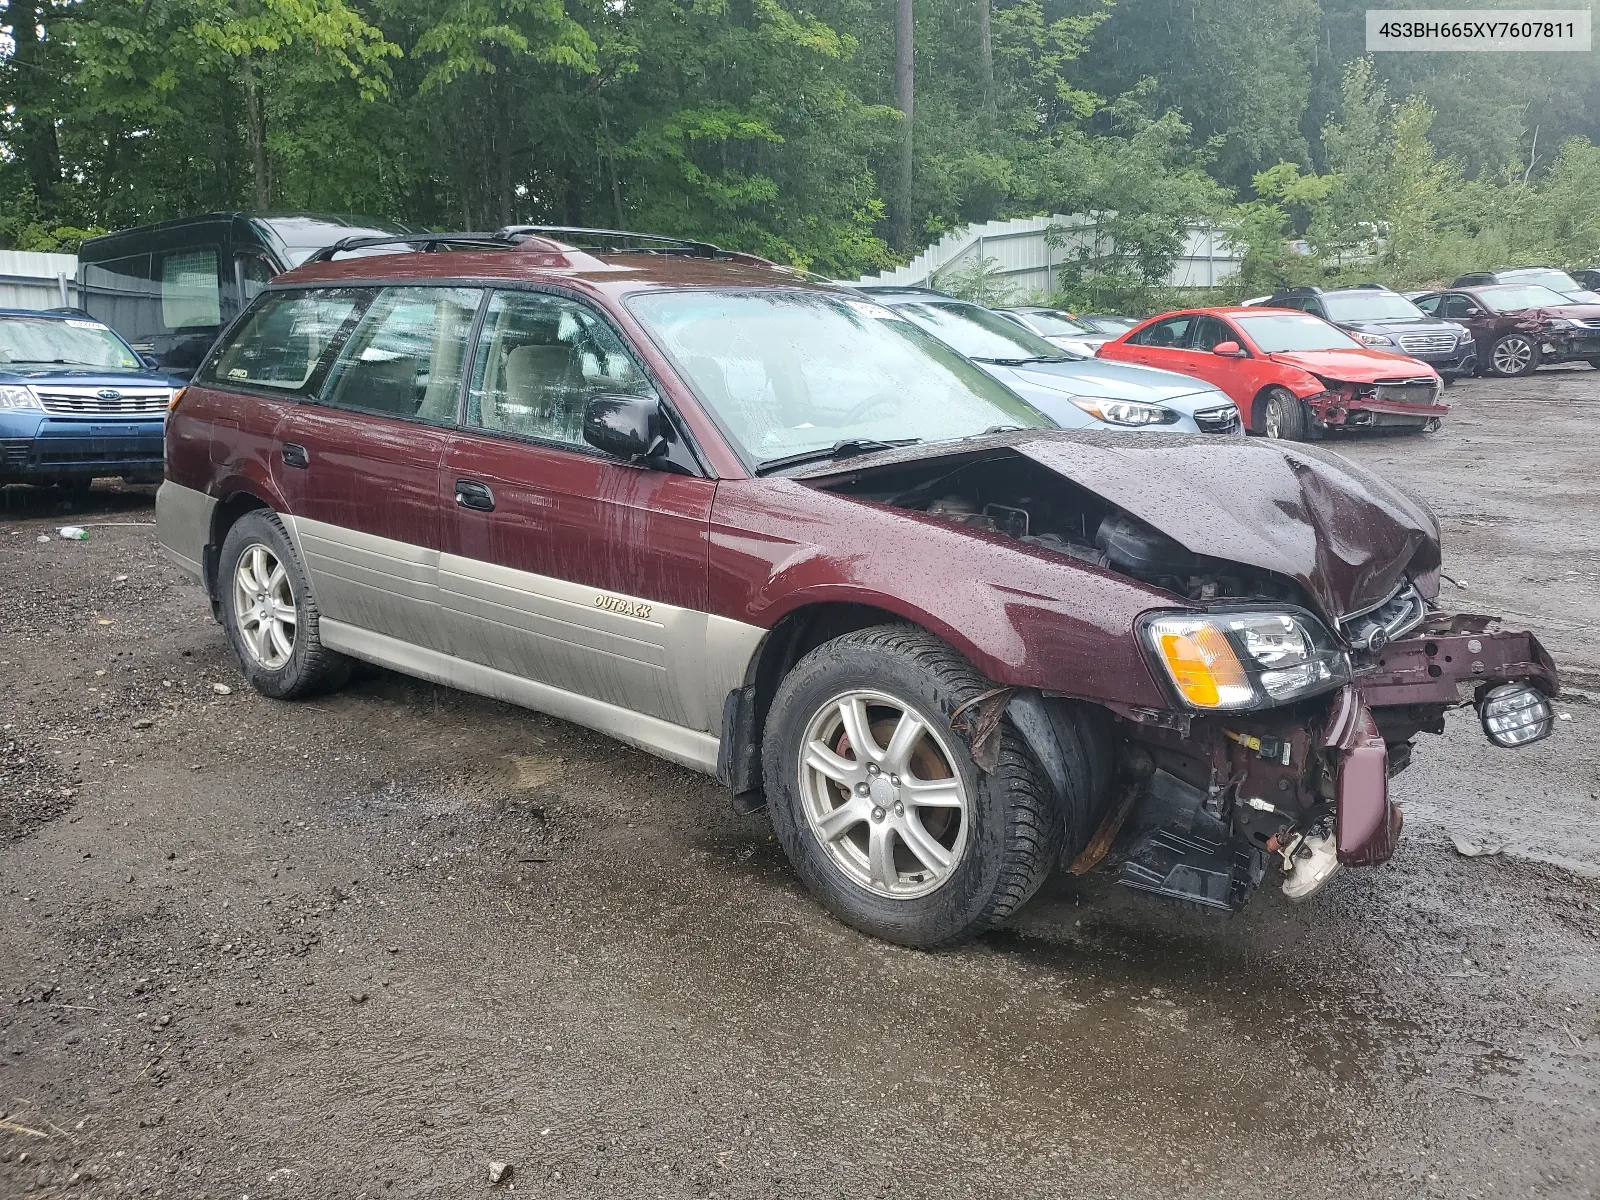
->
[817,450,1307,607]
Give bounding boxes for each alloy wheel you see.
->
[1492,336,1534,375]
[1264,395,1286,438]
[797,690,970,899]
[232,543,298,670]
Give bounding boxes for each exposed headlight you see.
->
[0,385,41,410]
[1356,332,1394,347]
[1139,609,1351,710]
[1552,317,1587,329]
[1070,397,1180,427]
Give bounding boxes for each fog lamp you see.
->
[1479,683,1553,748]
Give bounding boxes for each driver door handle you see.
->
[455,479,495,512]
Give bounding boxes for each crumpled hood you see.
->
[1538,303,1600,321]
[1014,433,1441,621]
[1267,348,1440,382]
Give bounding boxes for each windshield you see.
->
[1321,292,1426,322]
[1479,284,1573,312]
[0,316,141,370]
[1018,309,1097,338]
[887,299,1073,362]
[627,289,1050,466]
[1233,312,1362,353]
[1501,269,1581,294]
[1083,315,1138,334]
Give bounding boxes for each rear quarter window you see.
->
[202,288,367,394]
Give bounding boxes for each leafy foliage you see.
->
[3,0,1600,289]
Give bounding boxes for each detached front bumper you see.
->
[1103,613,1556,908]
[1544,328,1600,364]
[1309,391,1450,431]
[1328,613,1557,866]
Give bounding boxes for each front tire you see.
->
[1256,387,1308,441]
[218,509,350,699]
[1489,333,1540,377]
[763,625,1067,948]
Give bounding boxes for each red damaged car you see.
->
[156,228,1556,948]
[1098,306,1448,440]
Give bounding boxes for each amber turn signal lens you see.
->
[168,387,186,413]
[1148,617,1252,709]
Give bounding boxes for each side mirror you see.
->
[583,393,666,461]
[1212,341,1247,357]
[140,354,161,370]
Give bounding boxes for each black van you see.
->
[76,213,409,377]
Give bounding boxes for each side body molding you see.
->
[279,516,763,777]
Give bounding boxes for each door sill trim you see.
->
[318,619,721,776]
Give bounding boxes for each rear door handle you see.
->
[455,479,495,512]
[281,443,309,469]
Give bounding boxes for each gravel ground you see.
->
[2,370,1598,1200]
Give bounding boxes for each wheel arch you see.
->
[715,598,1117,841]
[202,489,275,619]
[718,600,915,804]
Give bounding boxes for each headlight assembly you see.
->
[0,385,41,410]
[1355,331,1394,347]
[1138,609,1351,710]
[1069,397,1180,427]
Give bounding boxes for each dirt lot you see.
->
[3,370,1598,1200]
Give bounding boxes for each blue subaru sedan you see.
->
[0,309,179,490]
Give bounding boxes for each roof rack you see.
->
[496,225,724,258]
[1271,285,1322,297]
[303,232,514,264]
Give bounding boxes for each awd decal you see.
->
[594,594,653,620]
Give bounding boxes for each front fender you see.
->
[710,478,1173,709]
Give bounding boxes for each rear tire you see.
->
[1256,387,1308,441]
[763,625,1070,948]
[1489,333,1540,377]
[218,509,350,700]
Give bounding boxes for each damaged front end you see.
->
[801,433,1558,914]
[1073,593,1558,913]
[1308,374,1449,432]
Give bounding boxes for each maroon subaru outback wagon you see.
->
[156,227,1558,947]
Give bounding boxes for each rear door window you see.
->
[1128,315,1194,347]
[203,289,368,394]
[320,287,484,422]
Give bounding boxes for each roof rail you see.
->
[1272,285,1321,296]
[497,225,723,258]
[303,232,513,264]
[1352,282,1389,290]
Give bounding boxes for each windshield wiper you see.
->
[755,438,922,474]
[5,358,72,365]
[975,354,1066,366]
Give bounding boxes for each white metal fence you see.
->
[855,215,1241,300]
[0,251,80,310]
